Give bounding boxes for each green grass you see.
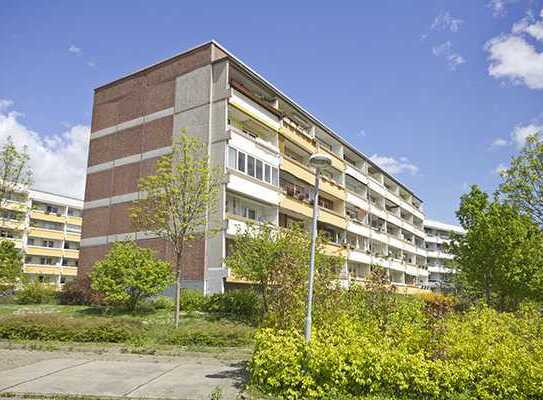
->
[0,303,255,353]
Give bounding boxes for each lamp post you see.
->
[304,153,332,343]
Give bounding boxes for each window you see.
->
[237,152,246,173]
[247,156,255,177]
[255,160,263,180]
[46,205,59,214]
[27,238,35,245]
[228,146,279,186]
[67,208,81,217]
[228,147,237,169]
[67,224,81,233]
[264,165,271,183]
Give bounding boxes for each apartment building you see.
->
[424,219,464,292]
[81,41,440,294]
[0,189,83,287]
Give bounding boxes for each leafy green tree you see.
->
[130,133,224,326]
[449,185,543,310]
[90,242,173,312]
[498,134,543,226]
[226,223,341,329]
[0,136,32,203]
[0,240,24,293]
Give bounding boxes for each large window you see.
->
[228,146,279,186]
[226,194,271,222]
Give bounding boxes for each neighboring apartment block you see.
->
[1,189,83,287]
[81,41,458,294]
[424,219,465,291]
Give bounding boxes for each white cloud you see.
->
[0,99,89,198]
[485,8,543,90]
[511,123,542,148]
[488,0,518,18]
[369,154,419,176]
[431,11,464,33]
[0,99,14,112]
[68,45,82,55]
[490,138,509,147]
[432,41,466,70]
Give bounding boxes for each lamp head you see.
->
[309,153,332,169]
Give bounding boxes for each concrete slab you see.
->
[8,360,178,397]
[0,359,88,392]
[128,360,246,400]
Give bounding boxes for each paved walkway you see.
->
[0,349,248,399]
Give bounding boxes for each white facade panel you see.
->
[348,249,372,264]
[227,173,281,205]
[346,221,371,237]
[346,192,368,210]
[345,165,368,185]
[229,129,280,166]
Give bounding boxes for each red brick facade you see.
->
[80,42,227,284]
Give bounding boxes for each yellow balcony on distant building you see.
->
[30,210,65,224]
[279,196,313,219]
[64,249,80,259]
[24,264,61,275]
[281,157,345,200]
[65,232,81,242]
[66,216,82,226]
[319,207,347,229]
[318,145,345,172]
[28,227,65,241]
[279,122,316,154]
[26,246,64,258]
[62,267,78,276]
[322,242,347,258]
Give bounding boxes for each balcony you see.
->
[317,144,345,172]
[279,119,316,154]
[28,227,64,241]
[322,242,346,258]
[31,210,65,224]
[66,216,82,226]
[64,248,80,259]
[26,246,64,258]
[281,157,344,200]
[229,88,281,132]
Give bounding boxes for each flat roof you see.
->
[424,219,464,234]
[95,40,423,203]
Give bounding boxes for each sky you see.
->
[1,0,542,224]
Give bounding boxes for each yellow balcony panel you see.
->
[281,158,344,200]
[319,208,347,229]
[322,243,346,258]
[320,178,345,201]
[65,232,81,242]
[280,196,313,219]
[319,146,345,171]
[281,157,314,185]
[24,264,61,275]
[26,246,64,257]
[31,210,66,224]
[28,227,65,241]
[66,216,82,226]
[279,123,316,154]
[64,249,80,259]
[62,267,78,276]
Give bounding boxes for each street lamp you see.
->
[304,153,332,343]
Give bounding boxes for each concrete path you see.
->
[0,349,248,399]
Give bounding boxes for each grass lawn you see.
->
[0,303,255,354]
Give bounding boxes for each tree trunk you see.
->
[174,252,182,328]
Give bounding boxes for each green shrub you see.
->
[58,278,103,306]
[15,282,57,304]
[204,289,262,323]
[152,295,175,310]
[250,306,543,400]
[179,289,206,312]
[164,320,253,347]
[0,314,142,343]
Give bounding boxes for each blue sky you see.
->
[1,0,542,224]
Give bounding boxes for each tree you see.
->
[130,133,223,326]
[498,134,543,226]
[0,136,32,203]
[225,223,341,329]
[90,242,173,312]
[449,185,543,310]
[0,240,24,293]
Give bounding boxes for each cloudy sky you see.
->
[1,0,542,223]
